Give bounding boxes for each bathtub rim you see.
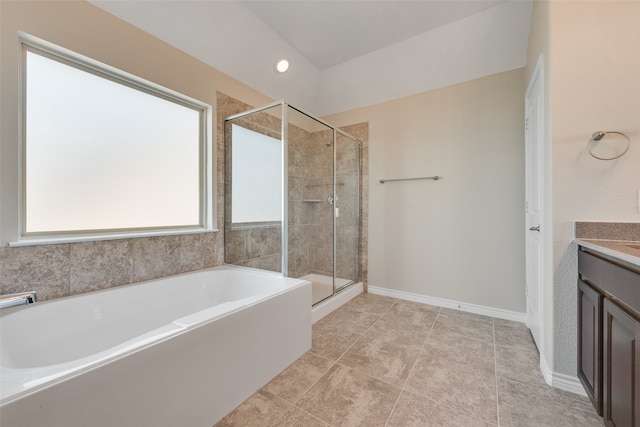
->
[0,264,311,405]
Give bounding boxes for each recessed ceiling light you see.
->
[274,58,290,74]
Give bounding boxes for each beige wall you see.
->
[524,0,640,382]
[549,0,640,376]
[0,1,271,299]
[325,68,526,313]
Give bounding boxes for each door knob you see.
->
[529,226,540,232]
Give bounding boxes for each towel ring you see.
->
[588,131,630,160]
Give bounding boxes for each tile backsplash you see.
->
[575,221,640,241]
[0,233,223,301]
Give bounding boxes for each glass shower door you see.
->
[334,131,360,291]
[224,101,361,306]
[224,103,284,273]
[286,107,335,305]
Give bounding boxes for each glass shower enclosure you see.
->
[224,101,360,305]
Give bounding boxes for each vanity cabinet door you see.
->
[602,299,640,427]
[578,280,603,415]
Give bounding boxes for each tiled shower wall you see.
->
[222,95,334,277]
[288,128,334,278]
[221,93,368,285]
[1,234,223,302]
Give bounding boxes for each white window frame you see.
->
[9,33,214,246]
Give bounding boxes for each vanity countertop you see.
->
[575,238,640,268]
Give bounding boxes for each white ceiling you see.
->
[241,0,508,70]
[90,0,532,116]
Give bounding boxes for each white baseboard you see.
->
[527,333,588,396]
[539,352,554,385]
[551,372,587,396]
[367,285,527,323]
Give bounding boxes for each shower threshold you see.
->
[299,273,355,306]
[306,275,363,323]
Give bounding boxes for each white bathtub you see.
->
[0,265,311,427]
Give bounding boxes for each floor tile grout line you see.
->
[335,300,429,382]
[288,353,336,405]
[318,298,415,427]
[331,299,398,362]
[391,388,501,427]
[334,310,384,360]
[383,307,500,426]
[283,298,396,425]
[222,294,598,426]
[398,358,501,421]
[493,318,502,427]
[399,307,440,390]
[314,360,408,426]
[269,402,333,427]
[272,298,472,424]
[391,309,501,426]
[265,395,295,427]
[382,306,440,427]
[306,300,505,425]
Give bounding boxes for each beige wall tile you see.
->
[0,244,70,301]
[131,236,179,282]
[70,240,133,294]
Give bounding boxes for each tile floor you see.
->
[215,293,602,427]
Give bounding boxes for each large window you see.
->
[18,34,213,243]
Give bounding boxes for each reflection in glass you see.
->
[224,102,360,304]
[224,104,283,273]
[231,124,282,224]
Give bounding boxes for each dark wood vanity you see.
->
[577,245,640,427]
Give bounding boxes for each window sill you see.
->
[7,227,219,247]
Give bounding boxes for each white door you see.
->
[525,55,544,352]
